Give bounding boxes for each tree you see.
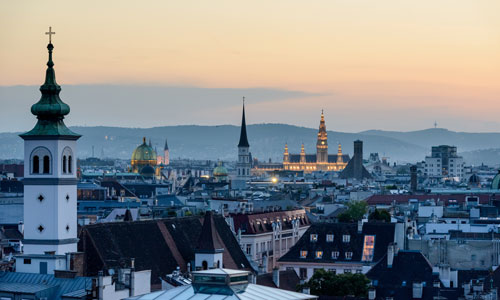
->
[337,201,367,223]
[297,269,370,297]
[368,209,391,222]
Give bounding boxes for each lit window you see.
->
[331,251,339,259]
[300,250,308,258]
[326,234,334,242]
[315,251,323,259]
[345,252,353,260]
[343,235,350,243]
[310,234,318,242]
[361,235,376,262]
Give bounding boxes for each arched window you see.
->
[43,156,50,174]
[33,156,40,174]
[202,261,208,270]
[68,156,72,173]
[31,147,52,175]
[62,156,67,173]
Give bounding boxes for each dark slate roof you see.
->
[238,104,250,148]
[365,250,439,300]
[79,215,253,284]
[339,158,372,180]
[0,226,23,240]
[231,209,310,235]
[164,138,169,150]
[256,270,300,292]
[0,271,91,300]
[196,212,224,253]
[278,222,395,264]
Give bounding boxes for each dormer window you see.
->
[310,234,318,242]
[345,252,353,260]
[343,235,350,243]
[300,250,308,258]
[326,234,334,242]
[331,251,339,259]
[315,251,323,259]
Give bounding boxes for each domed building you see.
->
[492,170,500,190]
[468,173,481,188]
[131,137,158,175]
[213,161,228,182]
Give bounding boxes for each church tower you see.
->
[283,143,289,163]
[337,143,344,164]
[316,110,328,164]
[234,99,251,189]
[163,138,170,165]
[18,30,81,274]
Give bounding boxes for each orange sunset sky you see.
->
[1,0,499,132]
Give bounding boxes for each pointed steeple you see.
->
[337,143,344,164]
[196,211,224,253]
[164,138,169,150]
[237,99,250,148]
[20,36,80,139]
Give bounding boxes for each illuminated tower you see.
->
[18,30,80,274]
[234,99,251,189]
[337,143,343,164]
[283,143,289,164]
[300,143,306,163]
[316,110,328,164]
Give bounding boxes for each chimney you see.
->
[410,165,417,193]
[272,267,280,288]
[368,287,376,300]
[387,243,395,268]
[130,258,135,271]
[18,221,24,235]
[412,282,423,298]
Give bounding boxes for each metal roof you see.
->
[125,283,317,300]
[0,272,92,300]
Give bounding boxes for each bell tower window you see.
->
[33,156,40,174]
[68,155,72,173]
[43,156,50,174]
[62,156,67,173]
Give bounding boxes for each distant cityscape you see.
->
[1,31,500,300]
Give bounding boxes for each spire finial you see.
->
[45,26,55,44]
[243,96,245,104]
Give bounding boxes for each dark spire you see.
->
[20,35,80,139]
[164,138,169,150]
[237,99,250,148]
[196,211,224,253]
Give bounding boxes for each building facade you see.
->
[424,145,465,180]
[283,111,348,173]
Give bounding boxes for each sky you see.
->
[1,0,500,133]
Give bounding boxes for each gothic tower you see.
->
[234,100,251,189]
[18,33,81,274]
[316,110,328,164]
[164,138,170,165]
[337,143,344,164]
[283,143,289,163]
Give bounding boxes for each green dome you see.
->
[492,170,500,189]
[140,165,155,176]
[132,138,157,162]
[213,161,228,177]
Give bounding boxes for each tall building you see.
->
[233,100,251,189]
[424,145,464,180]
[283,111,348,172]
[340,140,372,180]
[17,39,80,274]
[163,138,170,165]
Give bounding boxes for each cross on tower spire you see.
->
[45,26,56,44]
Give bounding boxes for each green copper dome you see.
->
[20,43,80,139]
[213,161,228,176]
[492,170,500,189]
[132,138,157,162]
